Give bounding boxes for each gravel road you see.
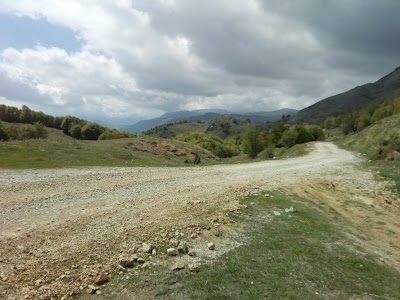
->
[1,142,398,299]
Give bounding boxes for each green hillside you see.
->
[0,126,219,168]
[337,113,400,159]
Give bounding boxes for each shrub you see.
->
[279,129,298,148]
[81,122,104,140]
[0,120,9,141]
[242,126,263,158]
[69,124,82,139]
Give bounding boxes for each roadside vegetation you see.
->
[104,191,400,300]
[178,192,400,299]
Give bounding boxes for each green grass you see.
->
[0,138,212,168]
[173,192,400,300]
[366,160,400,195]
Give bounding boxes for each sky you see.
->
[0,0,400,126]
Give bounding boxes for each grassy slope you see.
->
[337,113,400,158]
[179,192,400,299]
[0,128,219,168]
[102,191,400,300]
[336,113,400,194]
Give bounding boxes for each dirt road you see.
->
[0,142,399,299]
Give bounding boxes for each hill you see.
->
[337,113,400,159]
[295,67,400,124]
[126,108,298,133]
[0,125,219,168]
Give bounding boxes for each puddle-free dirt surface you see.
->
[1,142,399,299]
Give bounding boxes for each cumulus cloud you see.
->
[0,0,399,124]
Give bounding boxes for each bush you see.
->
[0,120,9,141]
[279,129,298,148]
[242,126,263,158]
[176,132,239,158]
[81,123,104,140]
[69,124,82,139]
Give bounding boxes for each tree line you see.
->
[0,104,134,141]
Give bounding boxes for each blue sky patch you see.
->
[0,14,82,52]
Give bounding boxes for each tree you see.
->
[33,122,47,139]
[279,129,298,148]
[69,124,82,139]
[295,125,312,144]
[20,105,34,124]
[323,116,337,130]
[81,122,104,140]
[0,120,9,141]
[242,126,263,158]
[61,116,74,135]
[308,125,325,141]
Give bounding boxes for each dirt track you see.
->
[1,142,399,299]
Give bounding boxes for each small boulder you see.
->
[87,285,99,294]
[137,258,145,264]
[207,242,215,250]
[188,264,200,273]
[177,241,189,254]
[167,248,178,256]
[140,243,153,254]
[119,254,136,268]
[93,272,109,285]
[188,251,196,257]
[385,150,400,161]
[170,261,185,271]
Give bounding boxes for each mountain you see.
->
[294,67,400,124]
[125,108,298,133]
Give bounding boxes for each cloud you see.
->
[0,0,399,124]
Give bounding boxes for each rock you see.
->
[119,254,136,268]
[152,249,157,255]
[137,258,145,263]
[284,206,297,213]
[273,211,281,216]
[191,232,198,239]
[207,242,215,250]
[188,251,196,257]
[385,150,400,161]
[169,239,180,247]
[140,243,153,254]
[177,241,189,254]
[87,285,99,294]
[188,263,200,273]
[170,261,185,271]
[167,248,178,256]
[93,272,109,285]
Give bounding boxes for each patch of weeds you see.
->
[367,160,400,195]
[172,191,400,300]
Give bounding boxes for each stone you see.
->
[167,248,178,256]
[177,241,189,254]
[189,264,200,273]
[152,249,157,255]
[191,232,198,239]
[207,242,215,250]
[385,150,400,161]
[170,261,185,271]
[188,251,196,257]
[140,243,153,254]
[119,254,136,268]
[87,285,99,294]
[169,239,180,247]
[137,258,145,263]
[94,272,109,285]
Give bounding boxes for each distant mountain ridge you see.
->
[294,66,400,124]
[126,108,298,133]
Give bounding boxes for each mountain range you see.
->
[295,66,400,124]
[126,108,298,133]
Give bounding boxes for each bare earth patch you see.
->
[0,142,399,299]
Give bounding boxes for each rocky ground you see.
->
[0,142,399,299]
